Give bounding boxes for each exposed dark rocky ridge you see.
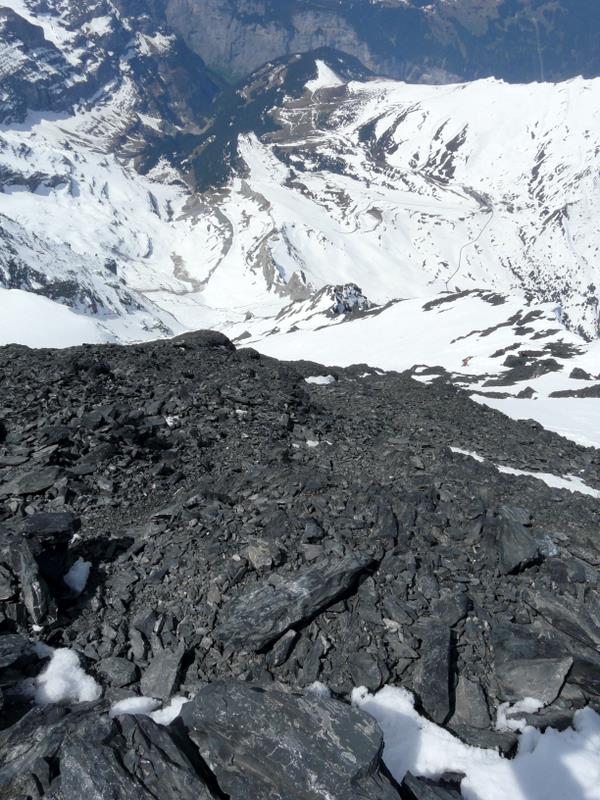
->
[181,47,370,189]
[0,331,599,796]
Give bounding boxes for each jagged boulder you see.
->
[181,681,398,799]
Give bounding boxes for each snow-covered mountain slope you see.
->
[0,0,225,340]
[0,0,221,129]
[4,51,600,343]
[183,58,600,340]
[1,41,600,443]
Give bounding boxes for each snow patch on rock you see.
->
[110,694,189,725]
[63,557,91,594]
[21,647,101,705]
[353,685,600,800]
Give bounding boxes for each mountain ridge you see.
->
[1,3,600,446]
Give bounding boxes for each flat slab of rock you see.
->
[0,467,62,497]
[496,508,540,575]
[140,644,185,700]
[215,554,375,651]
[96,656,139,688]
[181,680,398,800]
[451,676,490,730]
[496,657,573,705]
[525,590,600,651]
[21,512,79,543]
[414,622,451,724]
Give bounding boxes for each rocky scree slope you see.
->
[1,331,600,797]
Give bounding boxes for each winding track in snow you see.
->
[445,204,495,290]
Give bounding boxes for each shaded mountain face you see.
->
[0,0,222,128]
[149,0,600,84]
[183,48,371,189]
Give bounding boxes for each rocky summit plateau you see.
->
[1,331,599,798]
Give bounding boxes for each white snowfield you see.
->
[353,685,600,800]
[305,60,344,93]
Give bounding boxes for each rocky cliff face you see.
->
[158,0,600,83]
[0,0,221,128]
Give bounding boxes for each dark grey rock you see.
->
[302,519,325,543]
[402,772,462,799]
[181,680,398,799]
[0,529,53,625]
[215,554,375,651]
[524,590,600,651]
[172,329,235,351]
[61,725,151,800]
[570,367,591,380]
[96,656,139,688]
[551,384,600,398]
[0,466,62,497]
[140,644,185,700]
[266,629,298,669]
[0,705,71,792]
[349,650,384,691]
[59,712,214,800]
[496,657,573,705]
[495,507,540,575]
[414,623,451,724]
[0,634,31,669]
[21,512,79,541]
[117,715,214,799]
[451,676,490,730]
[0,563,15,600]
[0,702,214,799]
